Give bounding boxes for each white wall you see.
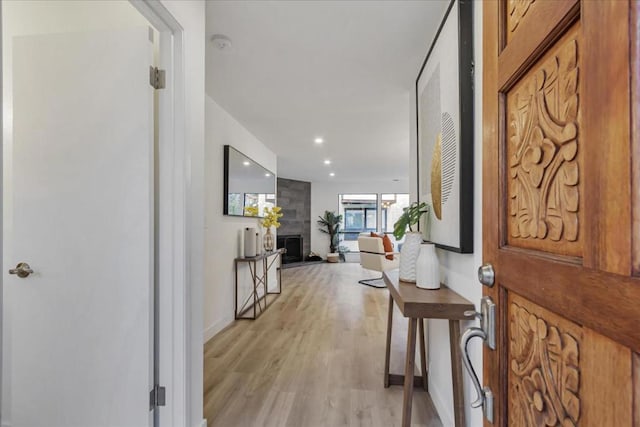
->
[409,2,483,426]
[310,179,409,259]
[159,2,205,427]
[203,94,278,342]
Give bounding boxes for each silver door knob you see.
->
[9,262,33,278]
[477,263,495,287]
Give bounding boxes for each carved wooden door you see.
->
[482,0,640,426]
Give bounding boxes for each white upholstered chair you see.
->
[357,235,399,288]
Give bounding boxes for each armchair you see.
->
[357,235,399,288]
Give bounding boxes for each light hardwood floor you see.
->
[204,262,443,427]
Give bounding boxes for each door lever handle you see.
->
[460,327,495,422]
[9,262,33,278]
[460,327,487,408]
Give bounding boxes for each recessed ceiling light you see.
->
[314,137,324,144]
[329,172,335,177]
[324,160,331,165]
[265,173,271,177]
[243,161,250,166]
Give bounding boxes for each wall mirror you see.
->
[223,145,276,217]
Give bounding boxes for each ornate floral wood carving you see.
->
[508,37,580,243]
[509,302,580,427]
[509,0,535,33]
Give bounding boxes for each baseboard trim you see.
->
[428,381,454,427]
[203,315,233,343]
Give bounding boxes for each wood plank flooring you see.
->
[204,262,443,427]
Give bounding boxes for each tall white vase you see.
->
[244,227,257,257]
[399,232,423,282]
[416,243,440,289]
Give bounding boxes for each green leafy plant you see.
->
[393,201,430,241]
[317,210,343,253]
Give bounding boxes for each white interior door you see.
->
[2,24,154,427]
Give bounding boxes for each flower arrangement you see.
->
[261,206,283,229]
[244,205,282,228]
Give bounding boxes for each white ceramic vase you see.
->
[244,227,257,257]
[399,232,423,282]
[416,243,440,289]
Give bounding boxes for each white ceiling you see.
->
[205,0,449,184]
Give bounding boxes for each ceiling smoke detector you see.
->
[211,34,232,51]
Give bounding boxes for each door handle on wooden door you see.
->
[460,296,496,423]
[460,327,490,408]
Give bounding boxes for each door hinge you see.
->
[149,66,166,89]
[150,385,166,410]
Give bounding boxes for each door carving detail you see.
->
[507,35,580,250]
[509,302,581,427]
[508,0,535,33]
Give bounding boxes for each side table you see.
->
[234,249,284,320]
[383,269,474,427]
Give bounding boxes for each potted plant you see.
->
[393,201,437,286]
[317,210,343,262]
[393,201,430,241]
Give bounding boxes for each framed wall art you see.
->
[416,0,474,253]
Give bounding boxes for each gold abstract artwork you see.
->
[431,133,442,220]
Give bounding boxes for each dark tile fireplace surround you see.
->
[276,177,311,264]
[277,234,303,264]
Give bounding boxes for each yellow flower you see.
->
[261,206,283,229]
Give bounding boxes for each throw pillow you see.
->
[370,232,395,260]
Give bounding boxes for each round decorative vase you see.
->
[415,243,440,289]
[263,228,274,252]
[399,232,423,282]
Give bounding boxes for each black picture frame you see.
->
[416,0,474,253]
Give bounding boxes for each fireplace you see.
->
[277,234,303,264]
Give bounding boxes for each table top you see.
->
[235,248,284,263]
[383,270,475,320]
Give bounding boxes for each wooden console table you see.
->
[234,249,283,320]
[383,270,474,427]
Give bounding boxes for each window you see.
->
[381,193,410,233]
[381,193,410,248]
[338,194,378,251]
[336,193,409,252]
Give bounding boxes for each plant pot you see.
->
[399,232,423,282]
[416,242,440,289]
[326,253,340,263]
